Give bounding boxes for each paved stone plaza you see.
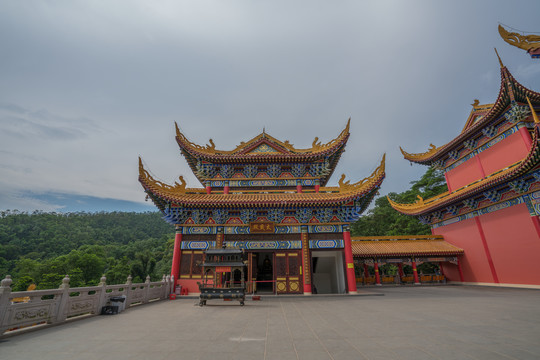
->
[1,286,539,360]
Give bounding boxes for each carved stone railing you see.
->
[0,274,175,337]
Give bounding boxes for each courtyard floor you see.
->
[1,285,539,360]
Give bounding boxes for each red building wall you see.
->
[445,157,483,192]
[434,217,494,283]
[445,131,531,192]
[478,132,530,176]
[436,203,540,286]
[478,203,540,285]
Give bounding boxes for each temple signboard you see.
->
[250,222,275,233]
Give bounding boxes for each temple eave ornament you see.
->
[337,154,385,193]
[499,24,540,54]
[400,143,443,162]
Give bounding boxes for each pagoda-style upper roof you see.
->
[139,154,385,211]
[176,120,350,186]
[400,63,540,166]
[389,112,540,217]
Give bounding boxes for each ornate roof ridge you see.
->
[138,153,385,209]
[400,65,540,165]
[389,123,540,216]
[175,118,350,158]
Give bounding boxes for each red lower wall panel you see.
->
[177,279,202,294]
[477,203,540,285]
[434,217,494,283]
[436,203,540,286]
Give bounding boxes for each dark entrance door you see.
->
[275,251,302,294]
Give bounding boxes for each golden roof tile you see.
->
[351,237,464,257]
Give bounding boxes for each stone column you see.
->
[0,275,13,334]
[55,275,70,323]
[342,225,357,294]
[301,226,312,295]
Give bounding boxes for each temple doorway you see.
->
[311,251,346,294]
[250,251,274,293]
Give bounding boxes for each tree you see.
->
[352,166,447,236]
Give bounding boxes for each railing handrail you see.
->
[0,274,173,338]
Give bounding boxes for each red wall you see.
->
[445,157,484,192]
[445,131,530,192]
[435,217,494,283]
[477,203,540,285]
[437,203,540,286]
[478,132,530,176]
[177,279,201,294]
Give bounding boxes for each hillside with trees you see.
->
[0,211,175,290]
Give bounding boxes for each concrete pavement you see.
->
[1,286,539,360]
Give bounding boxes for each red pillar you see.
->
[301,226,312,295]
[296,181,303,193]
[444,172,452,193]
[475,156,486,179]
[342,225,357,294]
[412,260,420,285]
[171,227,182,283]
[531,215,540,238]
[206,186,212,194]
[374,261,381,286]
[457,258,465,282]
[314,180,320,193]
[397,263,404,277]
[519,126,533,149]
[223,181,229,195]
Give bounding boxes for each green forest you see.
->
[0,211,175,291]
[0,168,445,290]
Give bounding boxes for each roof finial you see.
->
[262,127,266,138]
[494,47,504,68]
[526,96,540,124]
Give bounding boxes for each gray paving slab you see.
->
[1,286,540,360]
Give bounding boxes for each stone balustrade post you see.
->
[55,275,70,323]
[143,275,151,304]
[161,275,167,299]
[125,275,132,308]
[98,275,108,311]
[0,275,13,334]
[168,275,174,295]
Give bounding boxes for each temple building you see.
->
[390,58,540,287]
[139,120,385,294]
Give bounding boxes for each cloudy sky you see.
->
[1,1,539,213]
